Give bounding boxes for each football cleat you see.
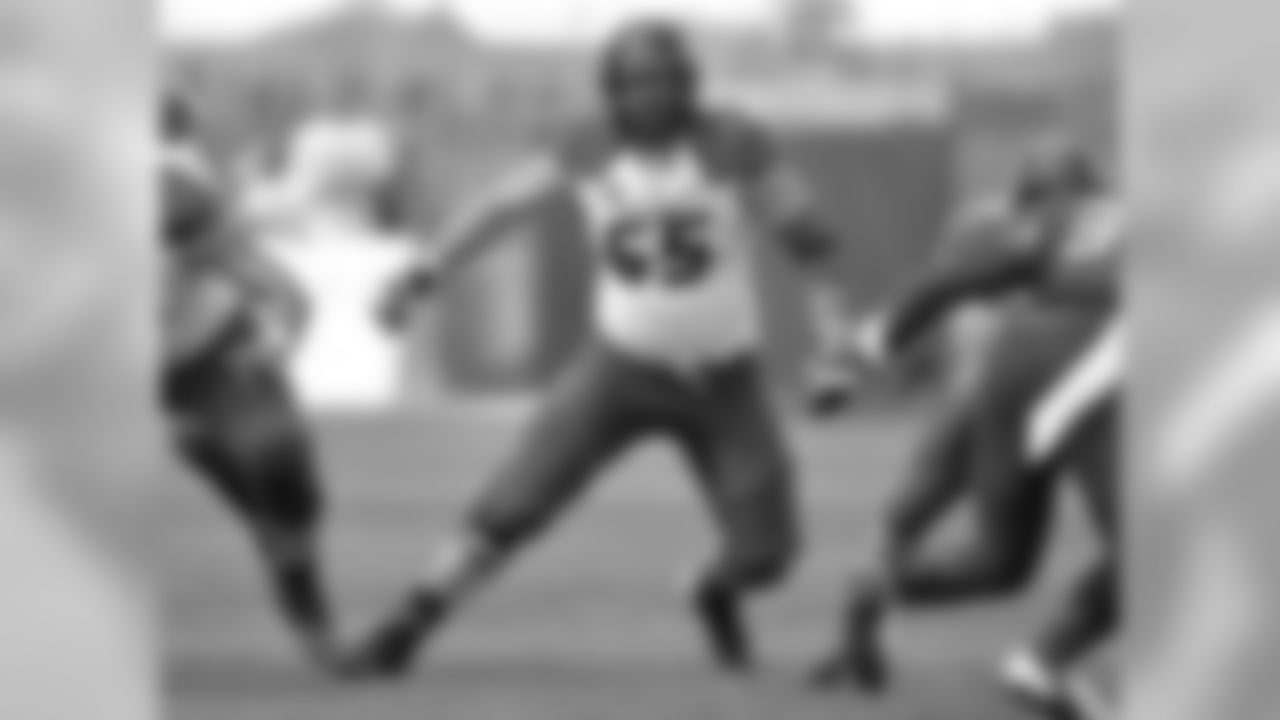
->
[691,577,754,673]
[809,580,892,693]
[1000,650,1111,720]
[343,589,450,680]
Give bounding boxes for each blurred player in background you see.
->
[249,116,419,414]
[810,140,1121,719]
[348,19,850,677]
[161,93,339,669]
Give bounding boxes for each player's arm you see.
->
[226,223,310,343]
[1045,201,1123,308]
[749,146,850,351]
[1050,249,1120,307]
[387,155,568,312]
[163,141,222,241]
[871,219,1044,361]
[750,150,873,413]
[171,153,310,351]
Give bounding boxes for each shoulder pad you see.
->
[696,110,775,179]
[553,119,616,175]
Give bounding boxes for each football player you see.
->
[347,19,850,677]
[161,93,338,668]
[810,141,1120,720]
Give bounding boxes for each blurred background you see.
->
[0,0,156,718]
[1129,0,1280,718]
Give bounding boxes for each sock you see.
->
[258,527,330,640]
[1003,649,1113,718]
[417,530,504,607]
[1002,648,1064,698]
[1037,561,1117,671]
[849,570,892,628]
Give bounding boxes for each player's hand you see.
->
[803,347,866,418]
[803,314,897,417]
[248,310,302,365]
[379,262,438,333]
[843,316,892,372]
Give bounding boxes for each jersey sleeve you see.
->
[708,115,833,261]
[163,144,224,241]
[549,118,613,177]
[732,121,816,226]
[486,152,568,210]
[1041,197,1123,307]
[880,204,1043,353]
[753,159,821,227]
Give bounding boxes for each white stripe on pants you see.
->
[1027,320,1123,463]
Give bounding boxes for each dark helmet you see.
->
[599,19,701,144]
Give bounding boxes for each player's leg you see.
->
[888,410,1057,601]
[881,398,977,571]
[244,394,335,666]
[1006,396,1121,720]
[816,317,1076,692]
[1004,325,1122,711]
[173,421,256,516]
[810,394,981,689]
[188,363,338,667]
[177,419,332,655]
[812,316,999,689]
[672,357,799,672]
[1026,321,1122,465]
[885,316,1102,603]
[874,311,1007,600]
[348,344,653,677]
[1006,561,1116,720]
[165,358,262,520]
[1035,396,1121,670]
[816,404,1058,692]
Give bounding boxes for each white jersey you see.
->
[577,149,762,369]
[266,213,416,412]
[560,116,796,371]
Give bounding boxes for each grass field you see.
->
[161,407,1098,720]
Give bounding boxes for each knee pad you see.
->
[985,543,1041,595]
[467,505,536,556]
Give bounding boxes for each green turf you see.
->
[161,409,1096,720]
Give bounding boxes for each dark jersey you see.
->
[162,142,243,361]
[163,143,225,251]
[882,195,1120,355]
[161,141,305,375]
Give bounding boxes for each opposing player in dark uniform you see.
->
[161,95,338,668]
[809,142,1121,720]
[346,20,850,678]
